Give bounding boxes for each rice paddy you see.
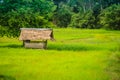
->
[0,28,120,80]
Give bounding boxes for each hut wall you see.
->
[24,41,47,49]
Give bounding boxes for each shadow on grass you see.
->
[0,43,100,51]
[0,43,115,51]
[47,44,104,51]
[0,75,16,80]
[0,44,23,48]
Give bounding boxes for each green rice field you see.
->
[0,29,120,80]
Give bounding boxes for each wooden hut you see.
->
[19,28,54,49]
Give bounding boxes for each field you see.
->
[0,29,120,80]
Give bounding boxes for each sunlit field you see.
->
[0,29,120,80]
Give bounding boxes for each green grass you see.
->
[0,29,120,80]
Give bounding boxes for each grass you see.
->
[0,28,120,80]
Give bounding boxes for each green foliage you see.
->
[0,0,120,37]
[53,0,120,29]
[69,11,98,29]
[0,10,54,37]
[31,0,56,18]
[0,0,56,37]
[0,25,6,37]
[53,3,71,27]
[99,4,120,30]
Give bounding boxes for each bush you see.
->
[0,0,56,37]
[0,9,55,37]
[69,11,98,29]
[0,25,6,37]
[99,4,120,30]
[53,4,72,28]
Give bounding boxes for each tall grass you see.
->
[108,44,120,80]
[0,29,120,80]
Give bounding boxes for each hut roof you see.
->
[19,28,54,41]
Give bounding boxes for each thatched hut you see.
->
[19,28,54,49]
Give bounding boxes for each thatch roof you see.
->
[19,28,54,41]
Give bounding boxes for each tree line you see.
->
[0,0,120,37]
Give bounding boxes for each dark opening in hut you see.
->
[19,28,54,49]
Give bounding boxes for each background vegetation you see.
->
[0,0,120,37]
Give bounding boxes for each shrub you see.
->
[53,4,72,28]
[99,4,120,30]
[69,11,98,29]
[0,25,6,37]
[0,9,55,37]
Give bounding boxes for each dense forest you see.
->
[0,0,120,37]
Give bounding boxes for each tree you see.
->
[99,4,120,30]
[53,3,71,27]
[0,0,56,37]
